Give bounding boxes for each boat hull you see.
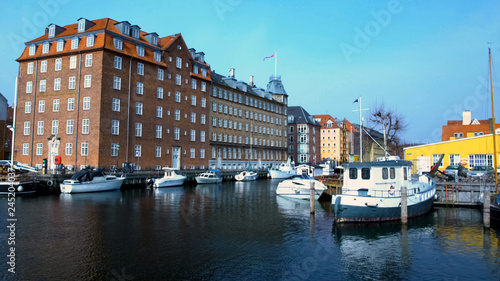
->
[0,181,37,195]
[332,190,435,223]
[491,204,500,222]
[60,178,125,193]
[195,177,222,184]
[276,179,326,200]
[269,170,294,179]
[153,177,186,188]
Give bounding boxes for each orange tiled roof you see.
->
[313,114,340,129]
[17,17,204,69]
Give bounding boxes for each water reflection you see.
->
[1,182,499,280]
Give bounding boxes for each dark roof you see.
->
[288,106,320,126]
[350,123,384,139]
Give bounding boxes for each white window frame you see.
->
[112,98,120,112]
[85,54,92,67]
[66,120,74,134]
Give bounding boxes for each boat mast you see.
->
[489,47,499,194]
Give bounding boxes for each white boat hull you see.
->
[269,170,295,179]
[195,177,222,184]
[153,178,186,188]
[60,177,124,193]
[276,178,326,200]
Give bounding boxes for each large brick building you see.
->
[209,71,288,169]
[287,106,321,164]
[15,18,210,170]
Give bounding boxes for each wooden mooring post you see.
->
[483,185,490,229]
[401,186,408,224]
[310,181,315,214]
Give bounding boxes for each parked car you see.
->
[443,165,468,179]
[467,165,494,178]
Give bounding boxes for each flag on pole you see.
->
[263,53,275,61]
[353,98,359,103]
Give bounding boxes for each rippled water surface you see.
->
[1,179,499,280]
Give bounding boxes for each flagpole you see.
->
[275,52,277,78]
[359,96,363,162]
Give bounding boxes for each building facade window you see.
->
[69,76,76,89]
[83,97,90,110]
[53,99,59,112]
[27,62,34,74]
[65,143,72,156]
[25,102,31,113]
[71,37,79,49]
[114,38,123,50]
[24,122,30,135]
[51,120,59,135]
[54,78,61,91]
[155,146,161,157]
[39,80,46,92]
[175,74,181,85]
[36,143,43,155]
[113,77,121,90]
[111,120,119,135]
[37,121,44,135]
[156,125,162,138]
[81,142,88,156]
[114,56,122,69]
[156,106,163,118]
[26,81,32,93]
[136,45,145,57]
[38,100,45,113]
[66,120,74,134]
[23,143,29,155]
[82,119,90,134]
[135,123,142,137]
[157,87,163,99]
[56,40,64,52]
[68,98,75,111]
[86,34,94,47]
[84,75,91,88]
[85,54,92,67]
[158,69,164,80]
[112,98,120,111]
[136,82,143,95]
[137,62,144,75]
[136,102,143,115]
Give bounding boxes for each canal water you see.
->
[1,179,499,280]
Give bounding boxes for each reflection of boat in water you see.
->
[276,174,327,200]
[0,160,38,195]
[332,158,436,223]
[59,189,124,203]
[147,167,186,188]
[195,170,222,184]
[60,168,125,193]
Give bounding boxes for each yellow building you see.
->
[404,133,499,172]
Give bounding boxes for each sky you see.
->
[1,0,500,144]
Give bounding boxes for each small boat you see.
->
[332,158,436,223]
[269,158,296,179]
[235,170,258,181]
[276,174,327,200]
[195,169,222,184]
[147,167,186,188]
[60,168,125,193]
[0,160,38,195]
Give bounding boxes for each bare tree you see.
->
[369,104,408,156]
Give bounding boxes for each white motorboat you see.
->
[195,170,222,184]
[332,158,436,223]
[235,170,258,181]
[60,169,125,193]
[269,159,296,179]
[0,160,38,195]
[276,174,327,200]
[147,167,186,188]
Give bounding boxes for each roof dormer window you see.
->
[42,42,50,54]
[29,44,36,56]
[123,24,130,35]
[136,45,145,57]
[71,37,79,49]
[152,36,158,45]
[154,51,161,62]
[56,39,64,52]
[131,26,140,39]
[48,25,55,38]
[114,38,123,50]
[86,34,94,47]
[78,19,85,32]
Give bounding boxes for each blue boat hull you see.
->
[334,195,435,223]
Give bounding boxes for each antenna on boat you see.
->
[353,96,369,162]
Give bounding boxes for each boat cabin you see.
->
[342,160,413,197]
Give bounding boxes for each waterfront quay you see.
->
[34,169,270,192]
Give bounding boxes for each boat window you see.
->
[390,168,396,179]
[349,168,357,179]
[361,168,370,180]
[403,167,407,180]
[382,168,388,180]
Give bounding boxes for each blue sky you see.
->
[1,0,500,143]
